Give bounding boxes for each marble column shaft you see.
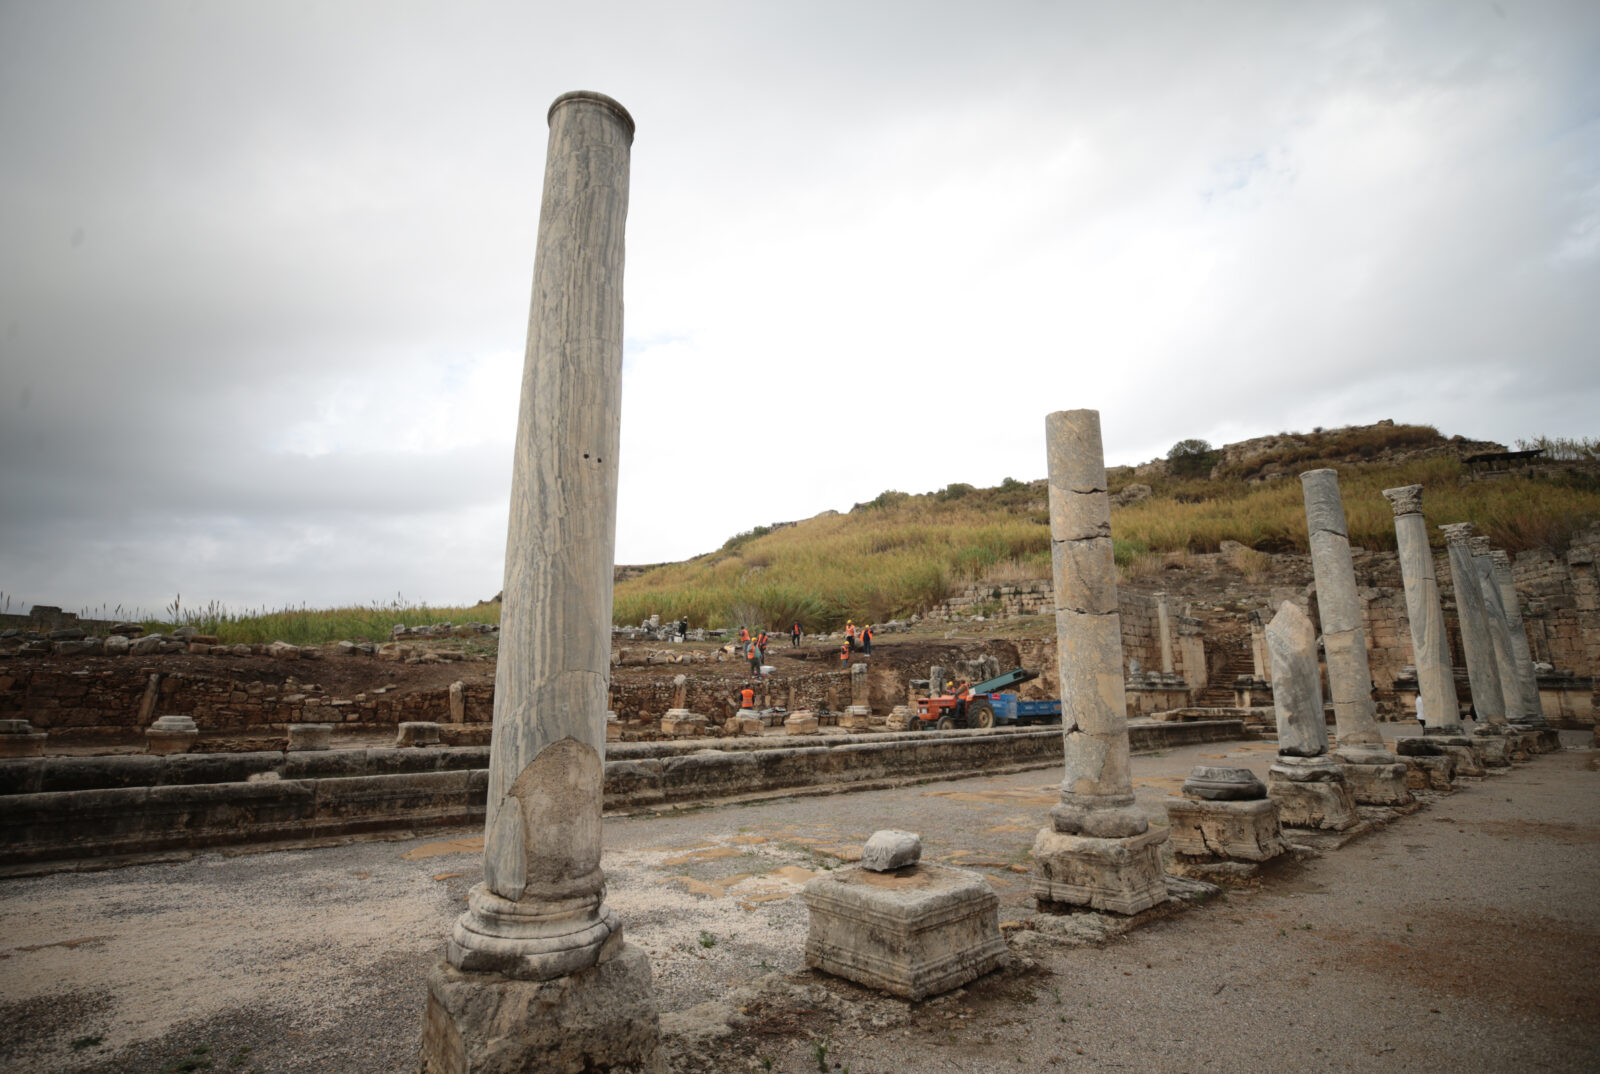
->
[1381,485,1460,731]
[1490,550,1543,722]
[1470,537,1525,720]
[448,91,635,980]
[1439,523,1506,727]
[1045,409,1146,839]
[1299,469,1388,753]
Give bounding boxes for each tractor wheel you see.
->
[936,715,956,731]
[969,700,995,729]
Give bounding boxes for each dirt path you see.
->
[0,738,1594,1073]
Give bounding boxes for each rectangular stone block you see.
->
[803,862,1008,1001]
[1030,826,1169,914]
[1164,796,1287,862]
[1266,772,1359,830]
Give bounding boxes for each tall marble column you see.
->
[1381,485,1461,732]
[1439,524,1506,727]
[1031,409,1167,915]
[1468,536,1526,721]
[1264,602,1359,830]
[1489,549,1548,729]
[423,91,658,1074]
[1299,469,1408,804]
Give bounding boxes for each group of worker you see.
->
[739,626,771,675]
[837,619,875,665]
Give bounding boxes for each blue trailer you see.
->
[914,668,1062,729]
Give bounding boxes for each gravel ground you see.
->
[1,730,1594,1073]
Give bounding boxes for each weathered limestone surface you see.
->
[1470,536,1525,722]
[659,710,706,737]
[1440,523,1506,726]
[1264,603,1359,829]
[1180,765,1266,801]
[423,946,659,1074]
[803,862,1008,1001]
[1489,551,1544,725]
[1382,485,1460,731]
[1032,409,1166,915]
[1165,797,1287,862]
[784,711,820,735]
[1302,470,1409,806]
[396,721,441,748]
[423,90,656,1073]
[861,829,922,871]
[1156,595,1175,676]
[1265,603,1327,758]
[146,714,198,756]
[287,723,334,751]
[0,719,47,758]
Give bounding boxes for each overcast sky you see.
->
[2,1,1596,617]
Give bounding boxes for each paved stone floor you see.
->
[1,727,1595,1073]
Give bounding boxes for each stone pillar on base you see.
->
[660,674,704,736]
[420,90,657,1074]
[842,662,872,728]
[1488,550,1558,748]
[1030,410,1168,915]
[1156,594,1175,676]
[1263,603,1359,830]
[1300,469,1409,805]
[1439,523,1512,768]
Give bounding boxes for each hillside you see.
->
[613,422,1600,631]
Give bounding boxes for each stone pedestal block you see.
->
[422,945,659,1074]
[287,723,333,751]
[1267,768,1359,830]
[784,712,820,735]
[396,721,442,748]
[841,707,873,730]
[1401,754,1456,791]
[1164,797,1287,862]
[1470,733,1512,767]
[726,713,764,736]
[1030,827,1169,915]
[884,705,914,731]
[1336,761,1413,806]
[0,719,47,758]
[606,712,622,742]
[802,862,1007,1001]
[146,715,199,755]
[660,710,706,737]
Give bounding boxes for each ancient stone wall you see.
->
[0,665,493,741]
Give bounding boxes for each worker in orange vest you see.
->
[845,620,857,651]
[739,685,756,710]
[757,630,770,662]
[791,622,802,647]
[839,644,850,666]
[746,638,761,675]
[861,623,873,656]
[739,626,750,644]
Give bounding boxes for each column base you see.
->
[1163,796,1287,863]
[841,707,873,729]
[1336,761,1413,806]
[1030,826,1169,915]
[659,709,705,737]
[1266,767,1359,830]
[1469,733,1513,767]
[421,943,659,1074]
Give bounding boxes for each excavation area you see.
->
[1,730,1594,1074]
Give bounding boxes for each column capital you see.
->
[1468,535,1493,556]
[1381,484,1423,517]
[1438,522,1475,544]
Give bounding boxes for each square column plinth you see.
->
[423,945,659,1074]
[1164,797,1287,862]
[1266,767,1359,830]
[802,862,1008,1001]
[1336,760,1412,805]
[1030,827,1169,915]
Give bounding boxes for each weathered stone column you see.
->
[1299,469,1409,804]
[1249,609,1270,681]
[1439,524,1506,727]
[1031,410,1167,915]
[1381,485,1461,733]
[1156,594,1175,676]
[423,90,658,1074]
[1469,536,1524,721]
[842,662,872,729]
[1489,549,1549,731]
[1263,602,1359,830]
